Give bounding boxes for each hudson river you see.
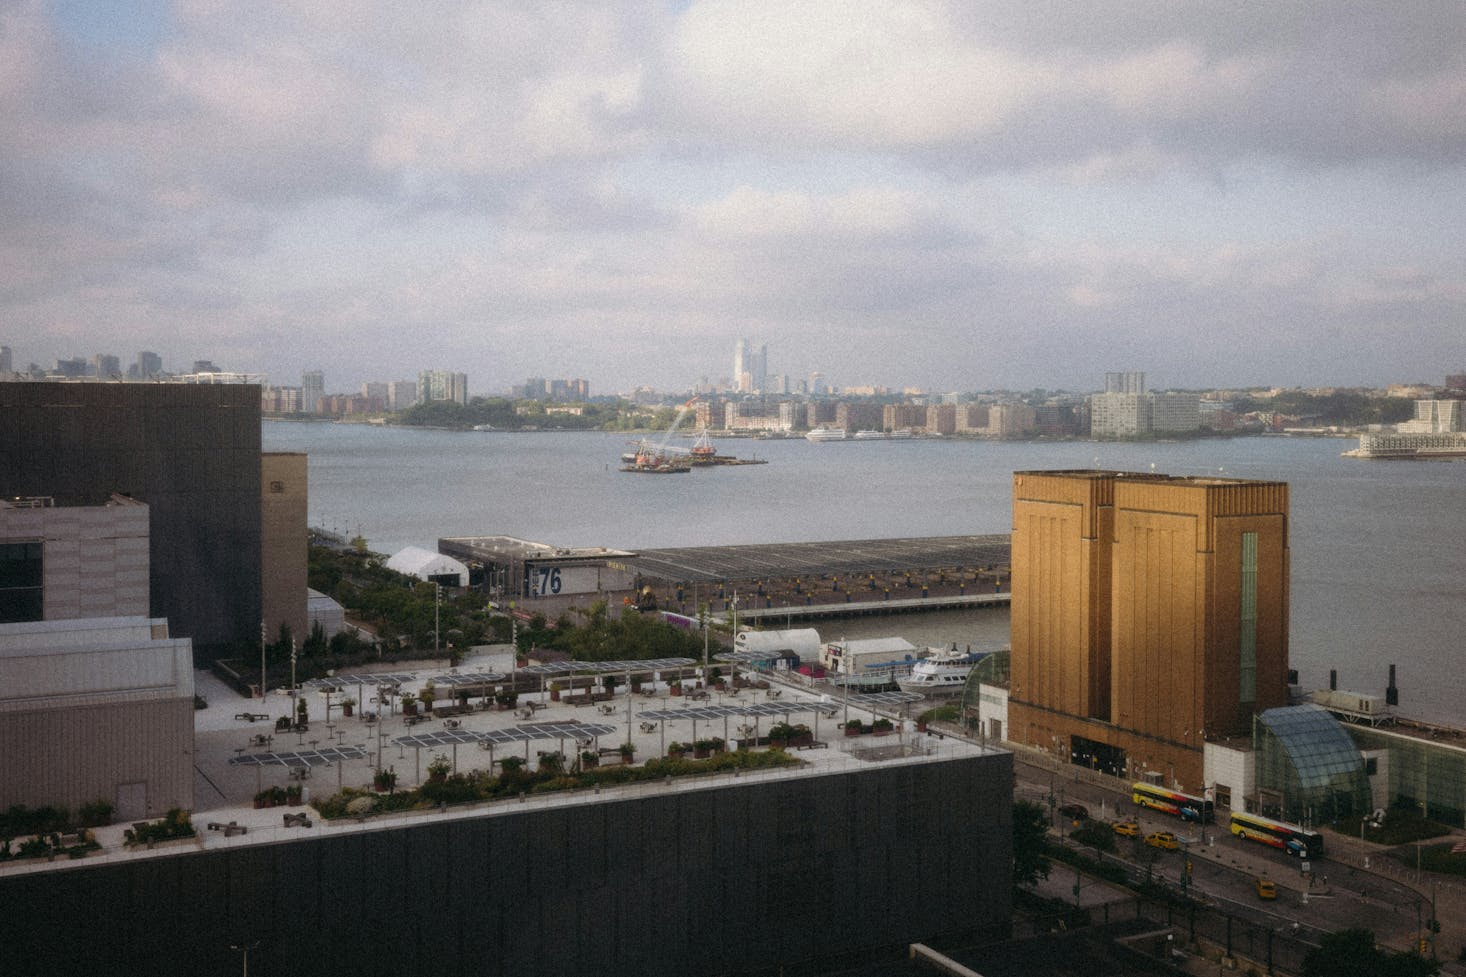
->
[264,423,1466,726]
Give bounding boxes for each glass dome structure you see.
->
[1254,704,1370,825]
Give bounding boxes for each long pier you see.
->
[713,591,1008,625]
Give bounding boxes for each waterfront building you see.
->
[301,369,325,414]
[1008,470,1290,791]
[956,404,990,433]
[986,403,1036,439]
[837,401,884,433]
[926,403,957,435]
[419,369,468,406]
[261,385,302,414]
[1089,391,1150,437]
[1398,399,1463,434]
[361,381,389,403]
[882,403,925,432]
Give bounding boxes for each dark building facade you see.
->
[0,752,1012,977]
[0,382,262,659]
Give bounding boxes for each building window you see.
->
[1239,531,1258,703]
[269,480,285,493]
[0,540,43,623]
[1365,757,1378,776]
[1215,785,1232,809]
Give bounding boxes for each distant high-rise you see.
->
[0,346,11,375]
[301,370,325,414]
[136,351,162,379]
[1105,371,1146,394]
[387,380,417,410]
[419,369,468,406]
[361,381,390,403]
[733,339,768,393]
[90,354,120,379]
[54,357,88,378]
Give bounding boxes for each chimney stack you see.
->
[1386,664,1399,706]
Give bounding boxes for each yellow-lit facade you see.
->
[1009,471,1289,791]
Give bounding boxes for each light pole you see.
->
[434,582,441,656]
[259,621,267,700]
[230,940,259,977]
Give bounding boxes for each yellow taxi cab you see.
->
[1145,830,1180,851]
[1111,818,1140,837]
[1255,878,1277,900]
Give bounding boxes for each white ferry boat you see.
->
[853,429,886,440]
[805,427,848,442]
[896,647,988,696]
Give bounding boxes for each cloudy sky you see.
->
[3,1,1464,395]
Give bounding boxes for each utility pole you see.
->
[259,621,267,699]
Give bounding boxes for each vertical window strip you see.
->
[1239,532,1258,702]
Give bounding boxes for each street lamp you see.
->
[229,940,259,977]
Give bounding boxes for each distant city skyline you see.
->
[3,4,1464,394]
[4,338,1463,401]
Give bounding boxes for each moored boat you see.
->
[896,647,989,695]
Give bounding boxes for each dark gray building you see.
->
[0,381,262,660]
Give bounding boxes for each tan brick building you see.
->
[1008,470,1289,790]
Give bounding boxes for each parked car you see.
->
[1145,831,1180,851]
[1110,818,1140,837]
[1058,803,1089,821]
[1255,878,1277,900]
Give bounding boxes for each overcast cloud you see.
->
[3,0,1463,394]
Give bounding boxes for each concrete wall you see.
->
[0,496,149,621]
[0,754,1012,977]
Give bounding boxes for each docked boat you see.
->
[896,647,988,695]
[805,427,848,442]
[853,430,886,440]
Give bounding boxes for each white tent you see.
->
[385,546,469,587]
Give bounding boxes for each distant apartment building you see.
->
[723,400,785,432]
[837,402,884,433]
[261,386,302,414]
[92,353,121,379]
[54,357,89,378]
[0,345,11,375]
[805,400,838,428]
[192,360,221,374]
[925,404,957,436]
[883,403,926,432]
[1398,399,1464,434]
[387,379,417,410]
[514,377,590,401]
[318,393,383,415]
[1150,392,1202,433]
[135,350,162,379]
[808,372,828,395]
[301,369,325,414]
[362,381,390,403]
[419,369,469,406]
[1105,371,1146,394]
[956,404,990,433]
[986,403,1036,438]
[1090,392,1151,437]
[1032,403,1080,437]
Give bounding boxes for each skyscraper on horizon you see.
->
[733,338,768,393]
[301,369,325,414]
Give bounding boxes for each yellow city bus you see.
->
[1131,783,1214,823]
[1229,811,1324,859]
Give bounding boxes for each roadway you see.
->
[1010,750,1464,972]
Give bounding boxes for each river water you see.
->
[264,422,1466,725]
